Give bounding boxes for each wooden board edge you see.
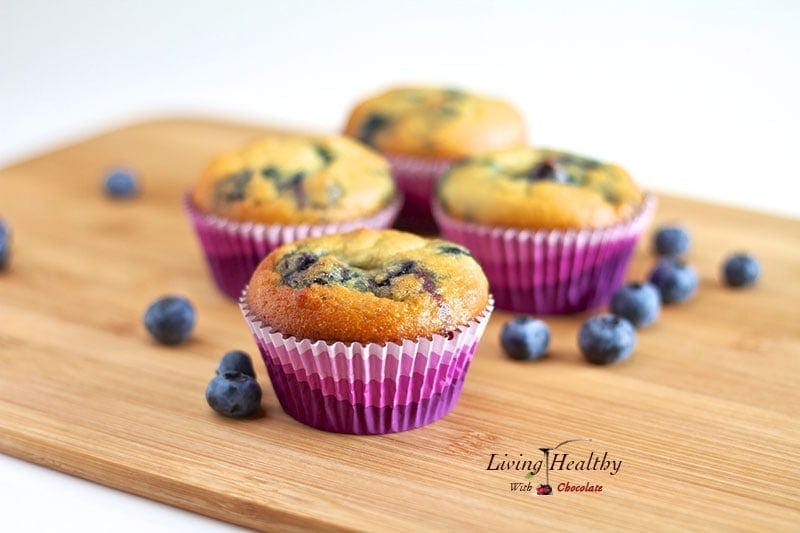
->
[0,428,350,532]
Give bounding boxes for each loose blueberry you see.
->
[578,314,636,365]
[723,253,760,288]
[103,168,139,199]
[143,295,196,345]
[648,259,698,304]
[217,350,256,378]
[653,226,690,257]
[500,316,550,361]
[609,282,661,328]
[205,371,262,418]
[0,221,10,271]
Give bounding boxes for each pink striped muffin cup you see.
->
[387,154,455,233]
[185,194,402,300]
[432,195,656,314]
[239,294,494,434]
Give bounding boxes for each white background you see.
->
[3,0,800,217]
[1,0,798,531]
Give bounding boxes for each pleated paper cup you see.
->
[239,294,494,435]
[184,194,402,299]
[387,153,455,233]
[432,195,656,314]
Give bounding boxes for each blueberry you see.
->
[214,169,252,205]
[443,87,466,99]
[104,168,139,199]
[374,260,418,285]
[437,245,472,257]
[373,261,439,298]
[578,314,636,365]
[276,251,318,278]
[143,295,196,345]
[0,221,10,271]
[358,114,391,147]
[723,253,760,288]
[261,166,280,179]
[648,259,698,304]
[500,316,550,360]
[653,226,690,256]
[603,190,620,204]
[527,160,570,184]
[216,350,256,378]
[314,144,334,165]
[609,282,661,328]
[282,171,308,208]
[217,350,256,378]
[206,372,262,418]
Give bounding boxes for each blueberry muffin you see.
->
[344,86,526,159]
[240,228,494,434]
[245,228,489,343]
[186,134,401,300]
[343,86,526,230]
[437,147,643,230]
[433,147,654,315]
[192,134,397,224]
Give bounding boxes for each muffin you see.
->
[433,147,655,314]
[343,86,526,231]
[240,229,493,434]
[185,134,402,299]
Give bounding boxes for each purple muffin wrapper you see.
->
[387,153,455,233]
[432,195,656,314]
[239,294,494,434]
[184,194,402,299]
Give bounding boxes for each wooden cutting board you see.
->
[1,119,798,531]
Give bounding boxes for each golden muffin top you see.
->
[246,229,490,343]
[437,147,644,230]
[192,134,396,224]
[343,86,526,159]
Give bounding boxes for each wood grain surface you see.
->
[0,119,798,531]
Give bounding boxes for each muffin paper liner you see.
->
[387,154,455,233]
[239,294,494,434]
[432,195,656,314]
[184,194,402,299]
